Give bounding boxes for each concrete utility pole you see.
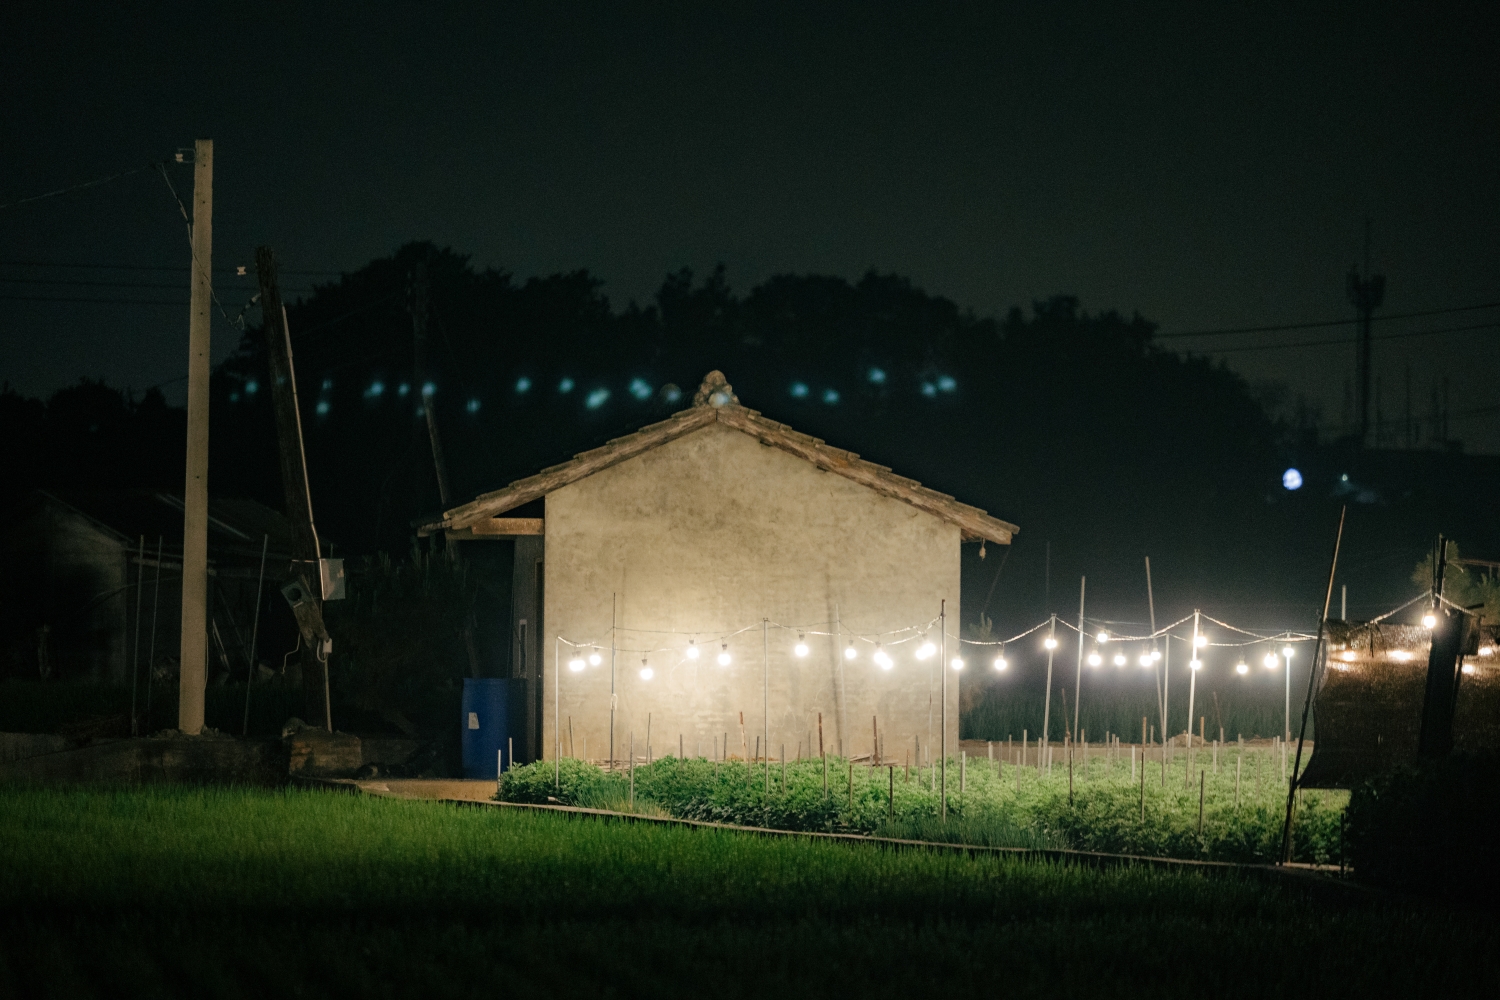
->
[1347,221,1385,446]
[1073,577,1085,743]
[256,245,332,729]
[177,138,213,735]
[410,261,451,507]
[940,599,948,820]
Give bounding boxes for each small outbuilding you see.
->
[423,372,1018,767]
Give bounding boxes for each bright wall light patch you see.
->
[1282,468,1303,490]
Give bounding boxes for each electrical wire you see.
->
[1182,320,1500,355]
[0,162,161,211]
[0,259,340,275]
[1158,300,1500,339]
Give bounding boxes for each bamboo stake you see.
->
[888,765,894,820]
[629,732,635,808]
[1236,755,1242,810]
[1198,769,1205,837]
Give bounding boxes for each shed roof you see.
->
[427,371,1018,546]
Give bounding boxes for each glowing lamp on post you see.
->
[794,635,809,658]
[1195,634,1208,649]
[1044,636,1058,651]
[1189,658,1202,671]
[1422,612,1438,629]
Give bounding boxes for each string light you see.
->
[1139,652,1153,668]
[993,653,1008,671]
[844,641,857,660]
[1113,652,1127,667]
[1422,612,1437,629]
[1194,634,1208,648]
[717,643,732,666]
[1044,636,1058,650]
[1190,658,1202,670]
[950,656,964,671]
[1087,650,1102,667]
[1096,631,1109,643]
[1263,652,1279,669]
[874,644,894,670]
[1282,646,1294,660]
[915,635,936,660]
[639,658,653,681]
[568,654,586,672]
[794,635,809,658]
[589,647,602,666]
[1235,660,1248,675]
[685,639,700,660]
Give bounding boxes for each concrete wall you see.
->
[543,422,961,765]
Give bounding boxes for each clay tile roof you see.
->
[427,371,1018,545]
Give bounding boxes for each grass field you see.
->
[501,744,1345,864]
[0,784,1492,997]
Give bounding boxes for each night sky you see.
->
[3,3,1497,450]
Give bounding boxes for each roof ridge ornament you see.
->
[692,370,738,408]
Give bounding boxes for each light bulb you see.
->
[568,656,585,672]
[915,637,935,660]
[1044,636,1058,650]
[993,655,1008,671]
[717,644,731,666]
[1263,653,1278,669]
[1235,661,1248,675]
[1139,654,1153,667]
[1194,634,1208,648]
[1189,658,1202,670]
[1113,653,1127,667]
[639,666,654,681]
[1479,646,1494,657]
[1151,649,1161,662]
[874,644,893,670]
[1087,651,1102,667]
[685,640,700,660]
[1282,646,1294,659]
[844,642,857,660]
[950,656,964,671]
[1096,631,1109,643]
[588,648,602,666]
[794,636,809,658]
[1422,613,1437,629]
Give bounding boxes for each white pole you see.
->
[1073,577,1085,744]
[940,599,948,820]
[835,603,846,757]
[1041,614,1056,767]
[554,635,560,789]
[1283,646,1292,742]
[177,137,213,735]
[763,618,770,794]
[1187,610,1200,748]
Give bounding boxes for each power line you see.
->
[1181,320,1500,355]
[0,293,263,307]
[0,162,161,211]
[0,258,340,276]
[0,276,313,292]
[1158,300,1500,339]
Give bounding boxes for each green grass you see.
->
[503,746,1346,864]
[0,784,1492,997]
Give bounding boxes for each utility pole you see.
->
[1073,577,1085,744]
[177,138,213,736]
[1347,221,1385,446]
[256,246,332,730]
[410,261,451,507]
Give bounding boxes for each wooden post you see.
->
[822,748,828,799]
[629,732,635,808]
[818,711,824,757]
[872,715,878,770]
[177,138,214,736]
[1198,769,1205,837]
[241,534,268,736]
[1235,755,1241,810]
[888,764,894,820]
[847,759,853,808]
[1139,744,1146,821]
[507,737,513,773]
[781,744,786,792]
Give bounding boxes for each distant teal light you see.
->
[558,378,575,394]
[629,379,652,400]
[586,388,610,409]
[790,382,809,398]
[466,398,481,414]
[244,380,259,395]
[937,375,956,392]
[315,400,330,416]
[516,377,532,393]
[822,388,840,405]
[920,382,937,397]
[868,368,887,384]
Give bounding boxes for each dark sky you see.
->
[4,3,1497,450]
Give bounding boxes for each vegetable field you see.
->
[501,742,1346,864]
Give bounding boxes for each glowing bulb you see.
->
[568,655,585,672]
[1151,649,1161,662]
[1096,631,1109,643]
[1189,658,1202,670]
[1390,650,1413,662]
[1087,651,1102,667]
[1282,646,1294,659]
[686,640,700,660]
[1044,636,1058,650]
[1340,650,1357,662]
[1113,653,1127,667]
[874,645,894,670]
[1263,653,1278,669]
[915,637,935,660]
[1235,661,1248,675]
[1194,634,1208,648]
[950,656,964,670]
[794,636,809,658]
[639,666,654,681]
[1422,613,1437,629]
[717,644,731,666]
[588,648,602,666]
[844,641,857,660]
[1462,663,1475,675]
[1139,654,1153,667]
[1480,646,1494,657]
[993,655,1008,671]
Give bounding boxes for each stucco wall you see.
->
[543,422,961,765]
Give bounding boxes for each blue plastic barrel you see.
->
[461,678,522,779]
